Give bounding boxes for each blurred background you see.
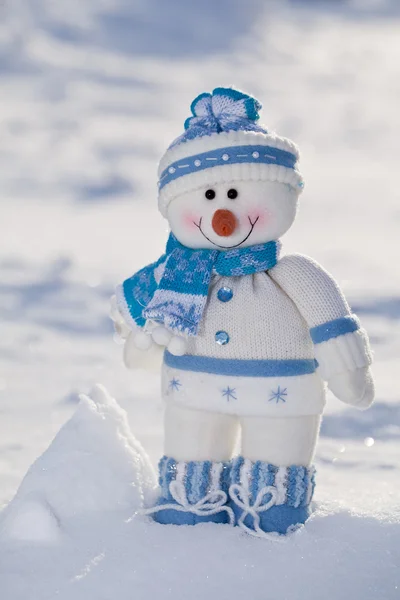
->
[1,0,400,512]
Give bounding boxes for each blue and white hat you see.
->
[158,87,304,217]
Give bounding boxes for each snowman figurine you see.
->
[112,87,374,538]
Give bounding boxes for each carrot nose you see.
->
[211,209,237,237]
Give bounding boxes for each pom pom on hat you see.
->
[171,87,268,147]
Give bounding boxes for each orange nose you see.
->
[212,209,237,237]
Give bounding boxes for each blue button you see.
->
[217,287,233,303]
[215,330,230,345]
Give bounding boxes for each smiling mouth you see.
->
[193,216,259,249]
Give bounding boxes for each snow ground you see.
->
[1,1,400,598]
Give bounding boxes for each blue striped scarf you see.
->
[120,234,280,337]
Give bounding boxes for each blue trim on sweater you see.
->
[310,315,360,344]
[164,351,317,377]
[159,144,297,190]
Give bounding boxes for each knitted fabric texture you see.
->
[179,264,325,363]
[310,315,361,344]
[270,254,352,327]
[158,456,230,502]
[270,254,373,379]
[228,456,315,536]
[314,330,373,379]
[158,255,372,417]
[171,87,267,147]
[230,456,315,508]
[118,234,280,337]
[158,143,297,191]
[147,456,233,526]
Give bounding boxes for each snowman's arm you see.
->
[269,254,372,382]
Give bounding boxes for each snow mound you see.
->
[0,384,156,542]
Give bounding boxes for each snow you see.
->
[1,388,399,600]
[0,384,156,540]
[1,0,400,598]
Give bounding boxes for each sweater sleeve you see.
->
[269,254,372,380]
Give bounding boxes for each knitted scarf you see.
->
[120,234,280,337]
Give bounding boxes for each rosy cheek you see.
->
[246,207,272,226]
[181,212,200,230]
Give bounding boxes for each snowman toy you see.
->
[111,87,374,538]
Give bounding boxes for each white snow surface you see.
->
[0,384,156,538]
[1,1,400,598]
[1,387,399,600]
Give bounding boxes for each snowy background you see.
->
[0,0,400,598]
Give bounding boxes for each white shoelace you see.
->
[141,480,297,541]
[229,484,287,541]
[141,480,235,524]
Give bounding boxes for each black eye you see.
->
[205,189,216,200]
[227,188,238,199]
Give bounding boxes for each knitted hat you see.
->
[158,87,304,217]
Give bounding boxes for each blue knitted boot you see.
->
[148,456,233,526]
[229,457,315,538]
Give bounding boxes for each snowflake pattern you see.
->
[222,386,237,401]
[268,386,287,404]
[169,378,182,392]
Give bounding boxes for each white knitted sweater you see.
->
[162,254,372,417]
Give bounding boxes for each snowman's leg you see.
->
[152,405,238,526]
[229,415,321,537]
[164,403,238,462]
[241,415,321,466]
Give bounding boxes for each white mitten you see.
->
[123,327,186,369]
[151,325,188,356]
[109,295,131,340]
[110,296,187,363]
[167,335,188,356]
[327,366,375,410]
[151,325,173,347]
[123,330,156,368]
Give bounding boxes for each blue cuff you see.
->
[158,456,231,503]
[230,457,315,508]
[310,315,360,344]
